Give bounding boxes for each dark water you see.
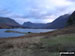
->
[0,29,55,38]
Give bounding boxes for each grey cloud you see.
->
[0,0,75,20]
[22,11,53,19]
[67,0,75,2]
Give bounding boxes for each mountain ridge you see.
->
[23,22,47,29]
[23,14,71,29]
[46,14,70,29]
[0,17,23,28]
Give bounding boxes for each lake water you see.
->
[0,29,55,38]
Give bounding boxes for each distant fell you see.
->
[46,14,70,29]
[0,17,22,28]
[23,22,47,29]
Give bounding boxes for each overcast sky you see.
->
[0,0,75,24]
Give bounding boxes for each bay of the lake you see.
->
[0,29,55,38]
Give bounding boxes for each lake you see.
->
[0,29,55,38]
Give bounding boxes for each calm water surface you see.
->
[0,29,55,38]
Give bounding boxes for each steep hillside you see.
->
[46,14,70,29]
[68,11,75,25]
[0,17,22,28]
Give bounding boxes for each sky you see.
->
[0,0,75,24]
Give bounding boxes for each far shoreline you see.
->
[0,25,74,40]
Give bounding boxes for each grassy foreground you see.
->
[41,34,75,52]
[0,34,75,56]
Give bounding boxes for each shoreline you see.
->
[0,25,75,40]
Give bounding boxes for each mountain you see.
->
[0,17,22,28]
[23,14,70,29]
[23,22,47,29]
[67,11,75,25]
[46,14,70,29]
[23,11,75,29]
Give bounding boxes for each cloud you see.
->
[0,0,75,23]
[0,9,11,15]
[20,0,74,19]
[67,0,75,2]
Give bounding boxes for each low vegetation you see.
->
[41,34,75,52]
[0,33,75,56]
